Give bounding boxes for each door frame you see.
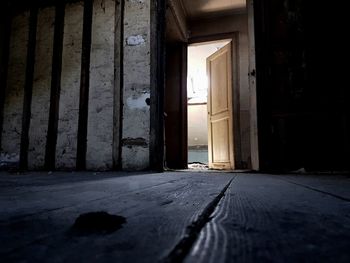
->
[247,0,259,171]
[151,0,260,171]
[189,33,242,169]
[150,0,166,171]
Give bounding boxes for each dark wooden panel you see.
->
[165,43,188,169]
[150,0,166,171]
[113,0,125,170]
[254,0,350,171]
[45,2,65,170]
[19,7,38,170]
[0,3,12,150]
[76,0,93,170]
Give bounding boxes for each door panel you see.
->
[207,43,234,170]
[211,55,229,115]
[212,118,230,163]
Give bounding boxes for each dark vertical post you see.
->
[45,2,65,170]
[0,2,12,150]
[150,0,166,171]
[19,7,38,170]
[231,37,243,169]
[76,0,93,170]
[179,43,188,168]
[113,0,124,170]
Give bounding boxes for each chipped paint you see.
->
[56,2,84,169]
[126,35,145,46]
[126,93,150,109]
[128,0,145,4]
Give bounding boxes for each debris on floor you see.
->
[188,162,209,170]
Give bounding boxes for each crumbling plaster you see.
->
[0,12,29,167]
[1,0,154,171]
[122,0,151,170]
[28,7,55,169]
[56,2,84,169]
[86,0,115,170]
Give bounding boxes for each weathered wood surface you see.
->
[0,172,349,262]
[275,174,350,201]
[0,172,233,262]
[186,174,350,263]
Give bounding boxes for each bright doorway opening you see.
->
[163,0,259,171]
[187,40,231,169]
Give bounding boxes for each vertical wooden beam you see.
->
[247,0,260,171]
[76,0,93,170]
[179,43,188,168]
[231,36,243,169]
[0,3,11,150]
[164,44,187,169]
[150,0,166,171]
[45,2,65,170]
[113,0,124,170]
[19,7,38,170]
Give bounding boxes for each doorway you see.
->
[187,40,232,170]
[162,0,258,171]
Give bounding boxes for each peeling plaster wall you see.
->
[0,12,29,166]
[122,0,151,170]
[28,7,55,169]
[56,2,84,169]
[86,0,115,170]
[1,0,153,171]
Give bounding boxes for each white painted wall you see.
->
[0,12,29,166]
[28,7,55,169]
[188,104,208,146]
[56,2,84,169]
[122,0,151,170]
[86,0,115,170]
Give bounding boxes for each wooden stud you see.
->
[113,0,124,170]
[179,43,188,168]
[150,0,166,171]
[76,0,93,170]
[247,0,260,171]
[0,3,12,150]
[231,36,243,169]
[45,2,65,170]
[19,6,38,170]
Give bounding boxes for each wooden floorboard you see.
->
[275,174,350,201]
[0,172,234,262]
[186,174,350,263]
[1,172,349,262]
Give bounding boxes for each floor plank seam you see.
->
[161,177,236,263]
[0,179,187,223]
[274,177,350,202]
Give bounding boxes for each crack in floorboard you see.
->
[0,178,187,223]
[273,176,350,202]
[162,177,235,263]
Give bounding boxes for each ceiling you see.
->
[180,0,246,20]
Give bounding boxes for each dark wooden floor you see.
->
[0,171,349,262]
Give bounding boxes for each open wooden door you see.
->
[207,43,234,170]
